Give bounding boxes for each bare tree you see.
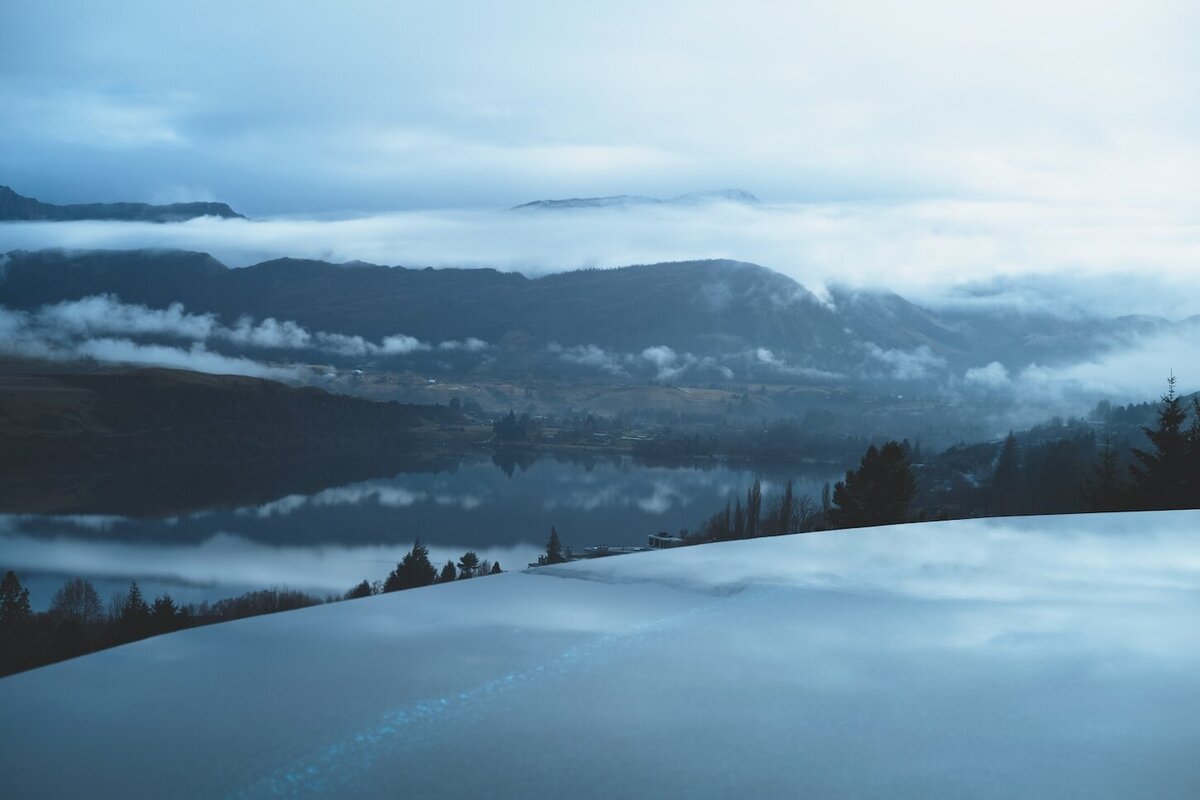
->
[49,577,104,625]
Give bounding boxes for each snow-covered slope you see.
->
[3,512,1199,798]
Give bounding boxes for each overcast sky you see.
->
[3,0,1198,213]
[3,0,1199,322]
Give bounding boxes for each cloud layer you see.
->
[3,1,1198,218]
[0,294,488,378]
[3,197,1199,320]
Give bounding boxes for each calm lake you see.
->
[3,455,843,609]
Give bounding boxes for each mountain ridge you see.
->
[512,189,759,210]
[0,185,244,223]
[0,248,1164,381]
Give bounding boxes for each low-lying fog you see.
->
[2,200,1198,422]
[5,457,839,609]
[3,199,1198,319]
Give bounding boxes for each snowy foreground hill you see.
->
[3,512,1199,798]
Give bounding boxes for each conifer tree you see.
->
[829,441,917,528]
[119,581,152,642]
[544,527,567,564]
[438,560,458,583]
[384,540,438,591]
[151,594,179,634]
[1129,375,1192,509]
[490,562,503,575]
[1190,395,1200,506]
[457,551,481,579]
[0,571,33,674]
[1083,435,1126,512]
[0,571,32,633]
[732,498,745,539]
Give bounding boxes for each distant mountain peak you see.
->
[0,185,244,223]
[511,189,759,210]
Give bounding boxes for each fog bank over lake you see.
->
[3,456,842,607]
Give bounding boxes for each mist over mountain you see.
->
[0,248,1182,403]
[512,189,759,210]
[0,185,243,223]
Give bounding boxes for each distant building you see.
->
[648,532,686,549]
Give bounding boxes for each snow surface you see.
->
[3,511,1199,798]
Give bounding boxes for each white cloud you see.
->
[379,334,430,355]
[550,343,629,376]
[863,344,947,381]
[438,337,489,352]
[4,198,1198,320]
[74,338,300,380]
[964,362,1011,389]
[0,295,490,375]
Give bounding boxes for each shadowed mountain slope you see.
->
[0,185,243,222]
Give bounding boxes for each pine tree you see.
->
[1190,395,1200,506]
[457,551,481,579]
[122,581,149,619]
[1129,375,1192,509]
[151,594,179,634]
[829,441,917,528]
[1083,435,1126,512]
[490,562,503,575]
[119,581,152,642]
[344,580,374,599]
[438,560,458,583]
[384,540,438,591]
[0,571,32,633]
[544,527,567,564]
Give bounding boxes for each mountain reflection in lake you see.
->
[2,455,842,609]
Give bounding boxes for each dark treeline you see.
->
[0,540,506,677]
[684,377,1200,541]
[349,539,504,597]
[0,574,323,677]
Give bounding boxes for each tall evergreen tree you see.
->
[151,594,179,634]
[0,570,33,674]
[0,571,32,633]
[490,562,503,575]
[544,527,567,564]
[1190,395,1200,506]
[438,560,458,583]
[1083,435,1126,512]
[829,441,917,528]
[457,551,481,579]
[118,581,152,642]
[384,540,438,591]
[1129,375,1192,509]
